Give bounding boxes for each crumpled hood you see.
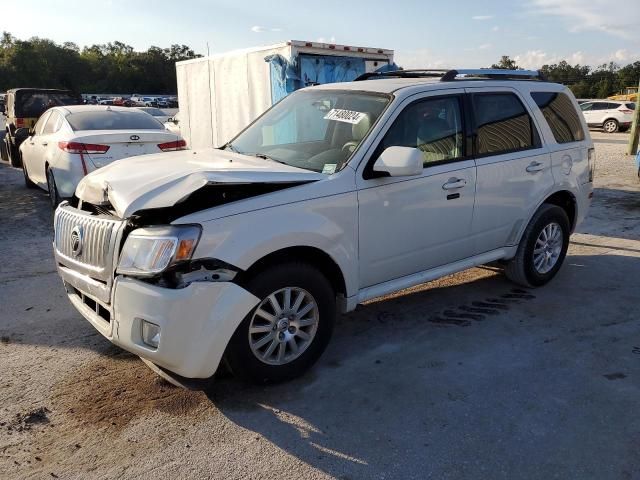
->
[75,149,325,218]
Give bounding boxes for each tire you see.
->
[7,137,22,168]
[0,137,7,162]
[22,160,37,189]
[46,167,62,209]
[225,262,335,384]
[504,204,570,287]
[602,119,619,133]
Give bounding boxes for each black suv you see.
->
[1,88,82,167]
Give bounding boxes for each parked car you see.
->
[155,98,169,108]
[99,99,114,106]
[579,100,635,133]
[1,88,83,167]
[53,69,593,386]
[166,97,179,108]
[19,105,186,207]
[136,106,171,124]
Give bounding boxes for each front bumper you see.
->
[63,274,260,379]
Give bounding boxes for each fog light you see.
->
[141,320,161,348]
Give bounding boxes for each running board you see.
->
[356,248,509,305]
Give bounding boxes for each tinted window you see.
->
[15,91,82,117]
[66,111,164,131]
[473,93,537,155]
[531,92,585,144]
[626,103,636,110]
[591,103,609,111]
[606,103,621,109]
[379,96,464,165]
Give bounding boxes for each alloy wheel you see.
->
[533,222,563,274]
[248,287,319,366]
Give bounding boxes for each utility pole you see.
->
[627,77,640,156]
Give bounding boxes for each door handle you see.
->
[442,178,467,190]
[41,142,48,146]
[526,161,544,173]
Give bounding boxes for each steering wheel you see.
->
[341,141,359,154]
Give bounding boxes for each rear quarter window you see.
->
[531,92,585,144]
[67,111,164,131]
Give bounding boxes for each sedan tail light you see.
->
[58,141,110,154]
[15,118,26,128]
[157,139,187,152]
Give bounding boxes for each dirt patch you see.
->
[51,351,208,432]
[4,407,50,433]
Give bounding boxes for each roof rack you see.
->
[440,69,547,81]
[354,69,448,81]
[354,68,547,82]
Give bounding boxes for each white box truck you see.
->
[174,40,394,149]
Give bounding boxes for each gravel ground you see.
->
[0,131,639,479]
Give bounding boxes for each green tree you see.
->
[491,55,520,70]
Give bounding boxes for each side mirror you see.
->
[14,127,31,142]
[373,146,423,177]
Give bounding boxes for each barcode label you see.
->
[324,109,367,124]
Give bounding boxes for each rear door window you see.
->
[531,92,585,144]
[33,111,51,135]
[42,112,63,135]
[472,93,539,156]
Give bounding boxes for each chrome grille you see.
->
[54,204,124,283]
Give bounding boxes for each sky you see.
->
[2,0,639,69]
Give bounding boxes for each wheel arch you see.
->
[236,246,348,300]
[543,190,577,232]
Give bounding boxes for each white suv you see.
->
[579,100,635,133]
[53,69,594,385]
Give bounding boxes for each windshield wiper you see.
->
[220,142,239,153]
[249,153,288,165]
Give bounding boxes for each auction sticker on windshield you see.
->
[324,109,366,124]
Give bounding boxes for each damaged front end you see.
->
[66,178,314,292]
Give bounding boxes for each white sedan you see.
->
[19,105,186,207]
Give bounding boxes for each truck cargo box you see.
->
[175,40,394,149]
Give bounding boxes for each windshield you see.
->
[67,110,164,131]
[228,89,391,173]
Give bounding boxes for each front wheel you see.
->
[504,204,570,287]
[602,119,619,133]
[225,262,335,383]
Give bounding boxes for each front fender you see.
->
[192,192,359,297]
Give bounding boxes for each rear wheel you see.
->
[225,262,335,383]
[46,167,62,209]
[504,204,570,287]
[602,119,619,133]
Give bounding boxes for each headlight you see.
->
[117,225,201,276]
